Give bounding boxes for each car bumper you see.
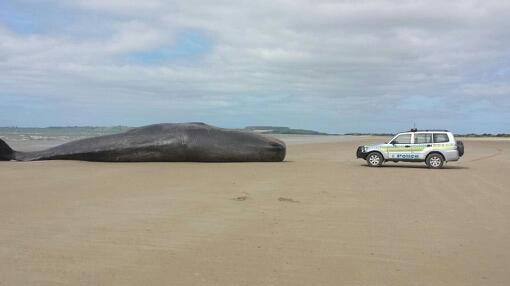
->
[356,146,368,159]
[444,149,460,161]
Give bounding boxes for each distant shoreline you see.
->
[344,133,510,138]
[1,127,508,137]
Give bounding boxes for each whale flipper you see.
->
[0,139,14,161]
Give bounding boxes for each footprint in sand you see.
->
[232,195,248,201]
[278,197,300,203]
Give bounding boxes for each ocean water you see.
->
[0,128,352,152]
[273,134,354,145]
[0,127,128,152]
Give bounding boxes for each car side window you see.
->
[393,134,411,144]
[433,133,449,143]
[414,133,432,144]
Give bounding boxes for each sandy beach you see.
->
[1,136,509,286]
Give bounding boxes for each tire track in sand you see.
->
[467,147,503,162]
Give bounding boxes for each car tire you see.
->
[366,152,383,167]
[426,153,444,169]
[457,140,464,157]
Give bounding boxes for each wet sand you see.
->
[1,137,509,285]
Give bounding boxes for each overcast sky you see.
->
[1,0,509,133]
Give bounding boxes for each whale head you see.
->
[181,123,286,162]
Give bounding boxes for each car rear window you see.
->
[433,133,449,143]
[415,133,432,144]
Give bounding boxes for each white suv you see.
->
[356,129,464,169]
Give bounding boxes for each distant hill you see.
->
[456,133,510,138]
[244,126,332,135]
[344,132,394,136]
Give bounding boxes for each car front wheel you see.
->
[366,152,383,167]
[426,153,444,169]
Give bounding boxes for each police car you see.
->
[356,129,464,169]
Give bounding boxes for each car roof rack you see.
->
[408,128,449,132]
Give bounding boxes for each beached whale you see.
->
[0,123,286,162]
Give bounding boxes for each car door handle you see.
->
[405,145,410,148]
[426,144,432,147]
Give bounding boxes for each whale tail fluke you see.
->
[0,138,14,161]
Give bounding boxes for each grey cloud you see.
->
[1,0,509,132]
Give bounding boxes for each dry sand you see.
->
[1,136,509,285]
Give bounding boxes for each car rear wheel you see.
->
[366,152,383,167]
[426,153,444,169]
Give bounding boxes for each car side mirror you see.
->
[390,140,396,145]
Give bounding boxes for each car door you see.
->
[412,133,433,160]
[432,132,451,153]
[387,133,414,160]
